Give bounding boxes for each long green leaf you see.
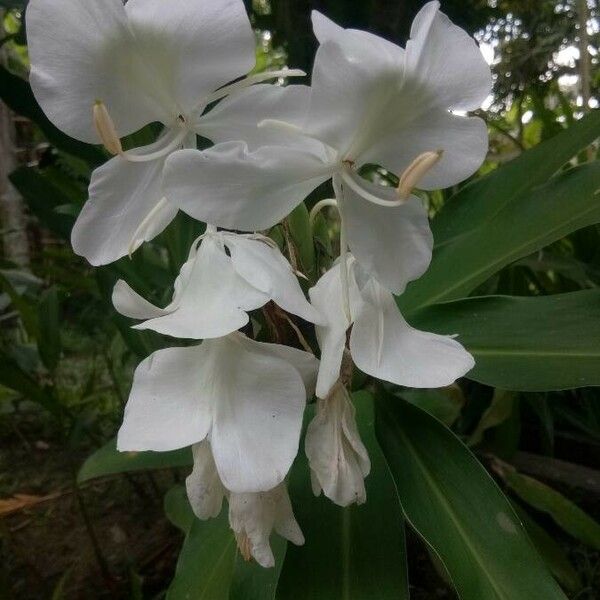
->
[410,290,600,391]
[401,161,600,312]
[432,109,600,247]
[375,391,566,600]
[78,438,192,483]
[277,392,409,599]
[37,286,61,372]
[504,471,600,550]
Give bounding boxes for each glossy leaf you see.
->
[504,471,600,550]
[286,202,316,281]
[164,485,195,535]
[401,160,600,312]
[511,502,581,592]
[277,392,409,600]
[375,390,566,600]
[37,286,61,371]
[78,438,192,483]
[469,390,516,446]
[410,290,600,391]
[399,386,465,427]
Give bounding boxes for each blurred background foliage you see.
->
[0,0,600,598]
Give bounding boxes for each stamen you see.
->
[257,118,303,135]
[309,198,338,228]
[93,101,123,156]
[332,176,352,324]
[202,68,306,107]
[340,168,405,207]
[397,150,443,200]
[121,128,188,163]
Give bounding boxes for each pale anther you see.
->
[397,150,443,200]
[93,100,123,156]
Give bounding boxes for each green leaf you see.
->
[375,390,566,600]
[401,161,600,312]
[511,502,581,592]
[398,386,465,427]
[468,390,516,446]
[37,286,61,371]
[164,485,195,535]
[0,66,103,164]
[432,109,600,247]
[286,203,316,280]
[277,392,409,599]
[0,269,39,338]
[503,471,600,550]
[410,290,600,391]
[77,438,192,483]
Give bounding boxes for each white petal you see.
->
[112,279,172,320]
[339,179,433,294]
[361,110,489,190]
[117,345,211,451]
[350,279,475,387]
[186,441,226,520]
[71,144,177,266]
[304,20,404,157]
[26,0,176,142]
[164,143,332,231]
[240,336,320,399]
[125,0,256,117]
[208,335,306,493]
[134,236,264,339]
[311,10,345,43]
[229,484,303,568]
[196,84,311,148]
[225,234,322,324]
[309,259,361,398]
[305,386,370,507]
[405,1,492,111]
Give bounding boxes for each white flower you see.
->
[112,230,322,339]
[27,0,307,265]
[310,256,474,398]
[163,0,491,293]
[117,332,318,493]
[305,384,370,506]
[229,483,304,568]
[186,441,227,520]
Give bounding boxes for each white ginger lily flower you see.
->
[163,0,491,294]
[186,441,303,568]
[229,483,304,568]
[27,0,308,265]
[310,255,474,399]
[305,383,370,507]
[118,332,318,493]
[112,229,322,339]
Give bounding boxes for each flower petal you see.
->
[125,0,256,117]
[350,279,475,387]
[71,144,177,266]
[339,178,433,294]
[112,279,173,320]
[186,441,226,520]
[405,1,492,112]
[361,109,489,190]
[208,335,306,493]
[196,84,311,148]
[305,16,404,157]
[26,0,174,142]
[164,143,332,231]
[117,345,211,451]
[305,386,370,507]
[134,236,264,339]
[225,234,322,324]
[309,259,361,398]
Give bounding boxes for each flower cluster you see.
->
[28,0,491,567]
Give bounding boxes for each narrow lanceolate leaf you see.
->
[277,392,409,600]
[432,109,600,247]
[77,438,192,483]
[164,486,195,535]
[401,160,600,313]
[410,290,600,391]
[469,390,516,447]
[375,391,566,600]
[504,471,600,550]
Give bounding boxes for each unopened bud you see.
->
[397,149,443,200]
[93,101,123,155]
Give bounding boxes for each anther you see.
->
[93,101,123,156]
[235,532,253,562]
[397,149,443,200]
